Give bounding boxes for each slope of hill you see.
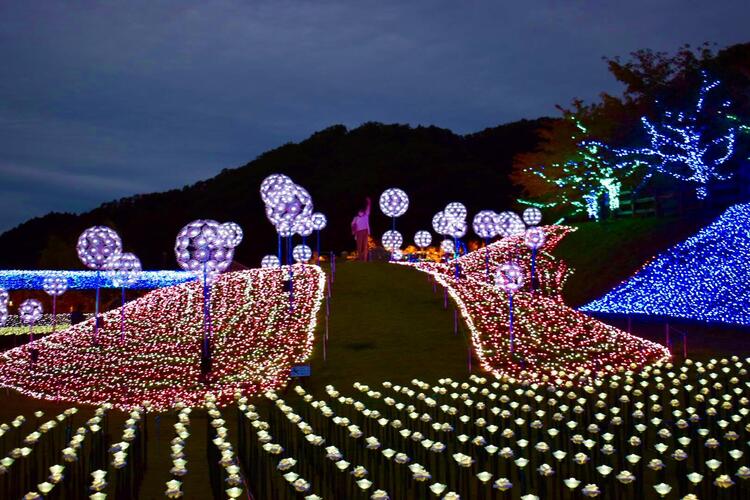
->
[0,119,550,270]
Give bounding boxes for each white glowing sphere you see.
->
[440,239,455,255]
[311,212,327,231]
[494,211,526,238]
[175,219,233,283]
[473,210,498,239]
[414,230,432,248]
[0,306,7,327]
[292,244,313,263]
[293,215,315,237]
[448,220,467,239]
[495,262,524,293]
[276,219,295,238]
[42,276,69,297]
[107,252,142,288]
[444,202,467,222]
[19,299,43,326]
[524,227,546,250]
[381,230,403,251]
[432,211,449,235]
[260,174,294,206]
[261,255,280,268]
[0,287,9,308]
[522,207,543,226]
[379,188,409,218]
[220,222,244,248]
[391,249,404,261]
[77,226,122,270]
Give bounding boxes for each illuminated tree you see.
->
[515,116,643,220]
[614,72,737,199]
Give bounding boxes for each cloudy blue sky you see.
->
[1,1,748,232]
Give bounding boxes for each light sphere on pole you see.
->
[432,211,449,235]
[524,227,546,250]
[220,222,244,248]
[473,210,499,239]
[0,307,7,327]
[108,253,143,288]
[440,239,455,255]
[19,299,43,325]
[42,276,69,297]
[293,215,314,237]
[494,262,525,293]
[522,207,543,226]
[391,249,404,261]
[292,244,313,263]
[444,202,467,222]
[311,212,327,231]
[77,226,122,270]
[260,173,294,206]
[414,230,432,249]
[175,219,233,284]
[494,211,526,238]
[381,230,403,251]
[0,287,10,308]
[379,188,409,218]
[261,255,280,268]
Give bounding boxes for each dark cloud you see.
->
[1,0,748,231]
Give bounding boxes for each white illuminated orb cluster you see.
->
[379,188,409,218]
[494,262,524,293]
[260,174,314,232]
[175,220,239,284]
[19,299,43,326]
[414,230,432,249]
[292,244,313,263]
[433,202,467,238]
[311,212,327,231]
[381,230,403,252]
[522,207,543,226]
[42,276,69,297]
[107,253,143,288]
[77,226,122,270]
[440,239,455,255]
[494,211,526,238]
[472,210,499,239]
[293,215,314,238]
[220,222,244,248]
[524,227,546,250]
[261,255,280,268]
[391,249,404,261]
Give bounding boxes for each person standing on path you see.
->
[351,196,371,261]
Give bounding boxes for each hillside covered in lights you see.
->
[0,266,326,411]
[405,226,670,379]
[582,203,750,326]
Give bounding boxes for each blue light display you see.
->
[581,203,750,326]
[0,270,195,291]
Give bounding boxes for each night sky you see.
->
[1,1,748,233]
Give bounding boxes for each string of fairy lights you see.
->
[582,202,750,326]
[0,267,326,411]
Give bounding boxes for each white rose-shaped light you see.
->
[414,231,432,249]
[522,208,542,226]
[261,255,280,268]
[379,188,409,218]
[77,226,122,270]
[382,230,403,252]
[292,245,313,263]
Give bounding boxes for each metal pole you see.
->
[52,295,57,333]
[316,231,321,266]
[530,247,537,291]
[94,270,100,345]
[484,237,490,283]
[509,293,514,353]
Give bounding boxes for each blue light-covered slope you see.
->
[0,270,195,290]
[581,203,750,326]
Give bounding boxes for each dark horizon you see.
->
[2,1,749,233]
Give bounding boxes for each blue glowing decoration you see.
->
[612,72,737,200]
[0,270,195,290]
[581,203,750,326]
